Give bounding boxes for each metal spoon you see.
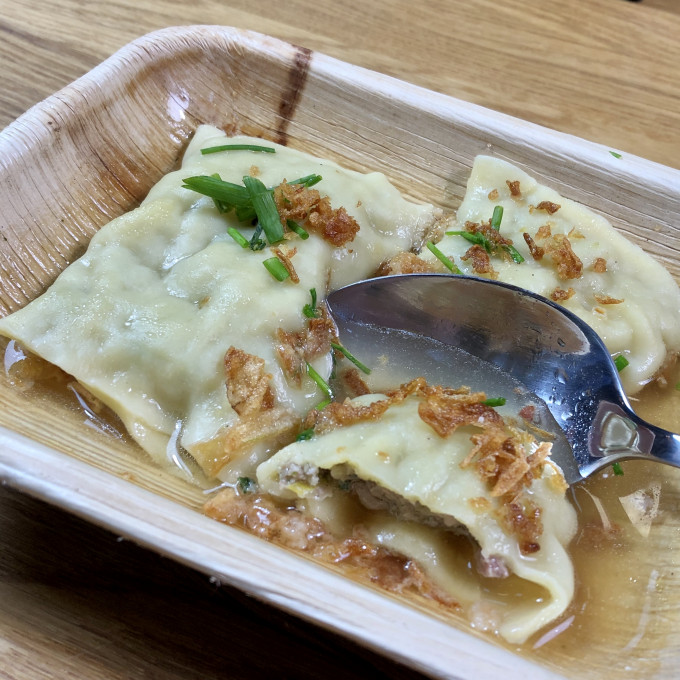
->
[327,273,680,485]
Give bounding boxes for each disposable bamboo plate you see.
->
[1,25,679,680]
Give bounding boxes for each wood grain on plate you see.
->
[1,23,680,680]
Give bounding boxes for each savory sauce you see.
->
[3,336,680,678]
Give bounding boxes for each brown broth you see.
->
[3,337,680,678]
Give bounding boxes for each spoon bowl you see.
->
[327,274,680,484]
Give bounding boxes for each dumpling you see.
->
[420,155,680,394]
[257,380,577,643]
[0,126,439,477]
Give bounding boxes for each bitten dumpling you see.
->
[257,380,577,643]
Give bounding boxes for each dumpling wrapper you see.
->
[0,126,438,476]
[257,394,577,644]
[423,155,680,394]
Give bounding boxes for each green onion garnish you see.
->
[675,382,680,391]
[288,173,322,188]
[331,342,371,375]
[330,351,337,380]
[303,288,319,318]
[227,227,249,248]
[287,219,309,240]
[243,175,284,244]
[426,241,462,274]
[482,397,506,407]
[237,476,256,493]
[609,151,622,159]
[201,144,275,155]
[446,230,493,253]
[503,244,525,264]
[491,205,504,231]
[235,204,257,223]
[614,354,630,372]
[249,224,266,251]
[315,398,332,410]
[296,428,315,441]
[182,175,250,208]
[208,173,231,213]
[612,462,624,476]
[307,362,332,398]
[263,257,290,281]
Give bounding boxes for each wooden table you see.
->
[1,1,679,678]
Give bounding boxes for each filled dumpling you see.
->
[0,126,439,476]
[414,155,680,394]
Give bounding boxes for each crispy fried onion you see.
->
[532,201,561,214]
[273,180,360,246]
[462,429,551,554]
[205,487,459,608]
[461,243,497,276]
[523,232,545,261]
[271,246,299,283]
[551,287,575,302]
[341,367,372,397]
[225,347,275,416]
[535,224,552,240]
[376,251,440,275]
[544,233,583,280]
[594,294,624,305]
[305,377,431,433]
[506,180,521,197]
[275,309,339,387]
[459,220,515,272]
[499,497,544,555]
[196,347,301,476]
[592,257,607,273]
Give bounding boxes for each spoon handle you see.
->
[584,401,680,477]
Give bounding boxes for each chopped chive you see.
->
[249,224,266,251]
[446,230,492,253]
[491,205,504,231]
[331,342,371,375]
[303,288,319,318]
[315,397,332,410]
[482,397,506,407]
[426,241,462,274]
[287,219,309,240]
[237,476,256,493]
[263,256,290,281]
[201,144,275,155]
[503,244,525,264]
[182,175,250,208]
[330,351,337,380]
[675,382,680,391]
[209,173,231,213]
[612,462,624,476]
[614,354,630,372]
[288,173,322,188]
[307,362,332,398]
[235,204,257,223]
[227,227,249,248]
[296,428,315,441]
[609,151,622,159]
[243,176,285,244]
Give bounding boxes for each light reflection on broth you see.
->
[3,335,680,677]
